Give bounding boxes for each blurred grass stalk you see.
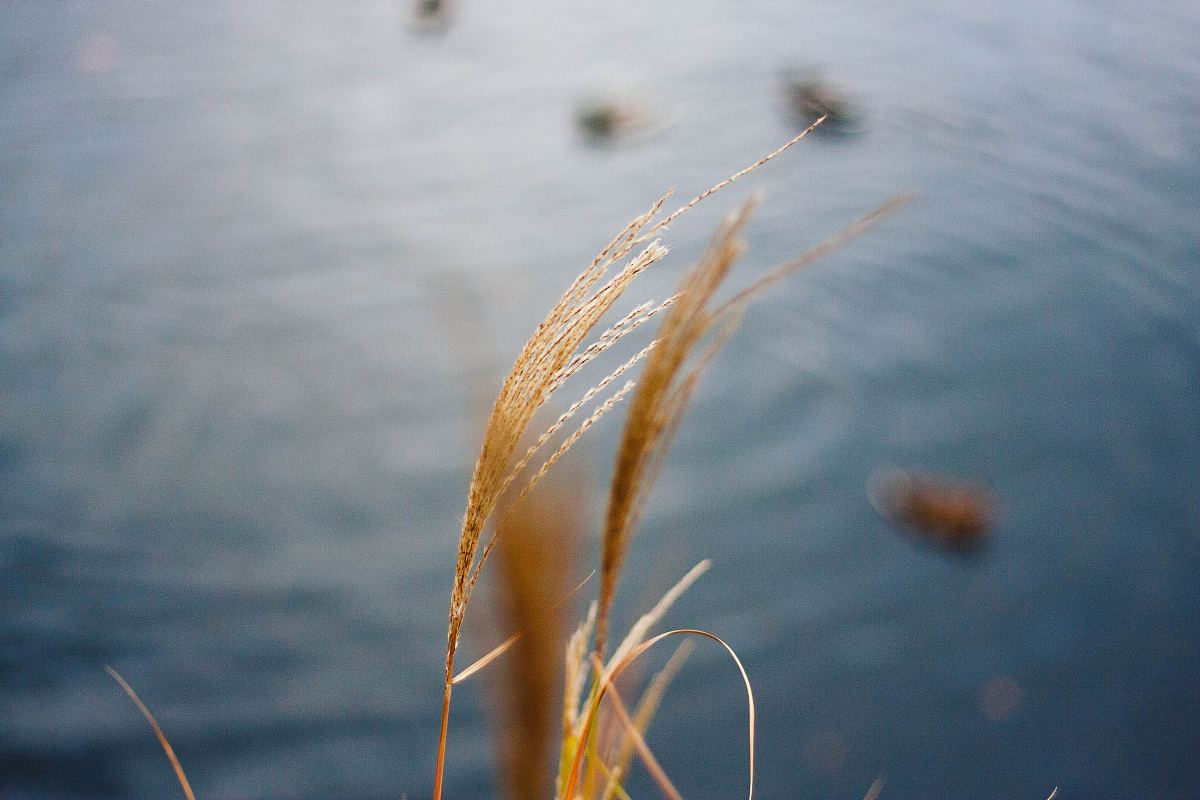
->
[491,474,585,800]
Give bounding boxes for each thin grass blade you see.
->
[106,667,197,800]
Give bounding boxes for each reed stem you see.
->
[432,675,453,800]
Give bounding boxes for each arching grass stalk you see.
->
[561,627,755,800]
[106,667,196,800]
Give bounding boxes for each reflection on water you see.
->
[2,1,1198,797]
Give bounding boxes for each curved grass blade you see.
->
[106,666,197,800]
[563,628,756,800]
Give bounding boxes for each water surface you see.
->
[2,1,1198,797]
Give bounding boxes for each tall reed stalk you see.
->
[434,118,910,798]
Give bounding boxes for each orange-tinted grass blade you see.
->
[454,631,521,686]
[433,683,451,800]
[590,654,684,800]
[106,666,197,800]
[564,628,756,800]
[863,776,884,800]
[453,570,596,685]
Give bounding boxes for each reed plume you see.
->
[94,122,916,800]
[594,189,913,658]
[562,190,911,798]
[595,200,756,659]
[433,121,829,800]
[434,194,669,800]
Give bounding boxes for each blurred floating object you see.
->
[577,102,624,139]
[410,0,452,31]
[870,469,995,553]
[576,93,672,145]
[783,68,861,136]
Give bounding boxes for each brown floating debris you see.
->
[870,469,995,553]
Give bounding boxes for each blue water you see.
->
[2,1,1198,798]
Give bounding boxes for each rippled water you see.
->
[2,1,1198,798]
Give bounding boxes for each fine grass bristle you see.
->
[715,190,913,315]
[106,667,196,800]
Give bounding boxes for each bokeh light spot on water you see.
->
[75,33,119,75]
[803,729,850,775]
[981,675,1024,722]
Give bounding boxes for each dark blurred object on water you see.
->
[783,68,861,136]
[577,102,623,140]
[870,469,995,553]
[575,94,670,145]
[411,0,451,32]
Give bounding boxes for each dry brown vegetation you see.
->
[437,120,911,799]
[108,121,912,800]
